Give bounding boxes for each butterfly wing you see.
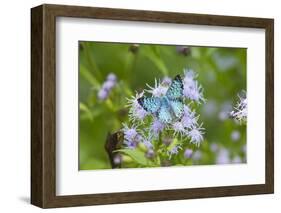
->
[158,101,173,124]
[138,75,183,123]
[170,100,184,119]
[138,97,161,114]
[166,75,183,100]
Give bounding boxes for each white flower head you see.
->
[122,124,142,149]
[167,145,182,159]
[141,136,153,149]
[150,119,165,136]
[183,68,205,103]
[146,79,168,97]
[230,91,247,123]
[171,121,188,137]
[181,107,198,129]
[188,124,204,147]
[216,148,230,164]
[231,130,241,142]
[127,91,148,122]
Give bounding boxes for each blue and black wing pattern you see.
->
[137,97,161,114]
[158,102,173,123]
[138,75,184,123]
[170,99,184,119]
[166,75,183,100]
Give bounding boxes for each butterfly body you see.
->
[138,75,184,124]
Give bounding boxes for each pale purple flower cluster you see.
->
[122,125,142,149]
[230,91,247,123]
[127,91,148,122]
[127,74,205,147]
[172,121,186,136]
[181,106,197,129]
[192,150,202,161]
[142,136,153,149]
[184,148,193,159]
[188,124,204,146]
[171,105,204,146]
[183,69,205,103]
[167,145,182,159]
[146,149,155,159]
[216,147,245,164]
[212,145,245,165]
[216,148,230,164]
[150,119,165,136]
[123,68,205,161]
[210,143,219,152]
[122,124,154,150]
[97,73,117,100]
[218,102,232,121]
[231,130,241,142]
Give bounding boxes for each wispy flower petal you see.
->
[167,145,182,159]
[184,148,193,159]
[150,119,165,136]
[172,121,188,137]
[146,79,168,97]
[127,91,148,122]
[230,92,247,123]
[183,69,205,103]
[216,148,230,164]
[181,106,198,129]
[122,124,142,149]
[188,124,204,146]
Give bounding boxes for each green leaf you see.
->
[142,46,169,76]
[167,138,181,151]
[80,65,100,87]
[83,43,103,81]
[80,103,93,121]
[117,149,153,166]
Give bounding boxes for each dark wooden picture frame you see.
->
[31,4,274,208]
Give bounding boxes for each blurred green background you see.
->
[79,41,247,170]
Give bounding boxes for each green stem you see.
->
[155,132,163,166]
[158,132,162,146]
[105,99,115,111]
[129,53,138,85]
[84,43,103,82]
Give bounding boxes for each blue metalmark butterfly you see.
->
[138,75,184,123]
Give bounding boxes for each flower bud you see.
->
[146,149,155,159]
[138,142,148,152]
[129,44,139,54]
[121,154,133,163]
[184,149,193,159]
[176,46,190,56]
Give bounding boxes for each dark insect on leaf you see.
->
[105,131,124,168]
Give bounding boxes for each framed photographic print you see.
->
[31,4,274,208]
